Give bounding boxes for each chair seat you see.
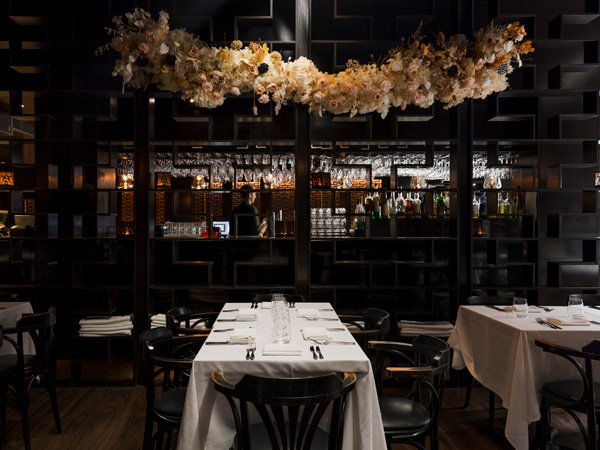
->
[0,354,38,376]
[230,422,330,450]
[542,380,600,408]
[379,396,431,433]
[154,387,187,420]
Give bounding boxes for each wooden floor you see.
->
[0,384,585,449]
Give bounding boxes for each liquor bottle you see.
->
[397,192,405,214]
[498,193,505,214]
[355,198,366,236]
[405,193,413,214]
[436,192,445,218]
[381,193,390,219]
[505,196,513,214]
[479,192,487,218]
[472,194,479,218]
[444,193,450,218]
[372,191,381,219]
[516,186,525,214]
[364,192,373,215]
[412,193,422,214]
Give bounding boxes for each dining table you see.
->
[448,304,600,450]
[0,301,35,356]
[176,301,387,450]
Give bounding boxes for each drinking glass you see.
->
[273,308,290,343]
[567,296,585,318]
[512,297,528,318]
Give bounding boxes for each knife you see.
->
[485,305,509,313]
[205,341,252,345]
[590,320,600,326]
[590,305,600,311]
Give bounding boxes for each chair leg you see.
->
[464,373,473,408]
[488,390,496,433]
[143,409,154,450]
[45,369,62,434]
[16,377,31,450]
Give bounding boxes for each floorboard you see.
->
[0,384,586,449]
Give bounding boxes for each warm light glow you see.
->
[0,171,14,187]
[156,172,171,188]
[118,173,134,189]
[191,175,207,190]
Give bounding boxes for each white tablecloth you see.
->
[0,302,35,355]
[177,302,387,450]
[448,305,600,450]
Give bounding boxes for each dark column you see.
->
[294,0,311,299]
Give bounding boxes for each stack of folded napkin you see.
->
[297,309,319,320]
[262,343,303,356]
[150,314,166,329]
[545,316,590,326]
[236,309,259,321]
[399,320,454,337]
[228,328,256,344]
[501,305,545,313]
[79,315,133,337]
[302,327,331,341]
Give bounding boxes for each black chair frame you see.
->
[535,339,600,450]
[165,306,219,335]
[212,370,357,450]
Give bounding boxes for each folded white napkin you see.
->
[150,314,166,322]
[546,316,590,326]
[262,343,303,356]
[499,305,544,313]
[302,327,331,341]
[228,327,257,344]
[79,330,132,336]
[297,309,319,319]
[80,323,134,332]
[261,301,272,309]
[79,315,132,326]
[236,308,259,321]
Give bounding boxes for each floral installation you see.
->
[98,9,533,119]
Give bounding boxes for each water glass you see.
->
[273,308,290,343]
[512,297,528,318]
[567,296,585,318]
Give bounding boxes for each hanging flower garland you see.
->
[97,9,533,119]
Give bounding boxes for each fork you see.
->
[535,317,562,330]
[308,338,355,345]
[249,343,256,360]
[245,344,252,360]
[540,306,554,312]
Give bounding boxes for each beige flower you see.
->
[258,93,270,104]
[189,45,200,57]
[313,92,325,103]
[138,42,149,53]
[254,85,265,95]
[202,81,213,93]
[230,40,243,50]
[266,83,278,93]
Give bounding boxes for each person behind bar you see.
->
[229,185,267,237]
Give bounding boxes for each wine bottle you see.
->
[479,192,487,218]
[436,192,445,218]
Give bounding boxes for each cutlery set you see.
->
[535,317,562,329]
[245,343,256,360]
[309,345,323,359]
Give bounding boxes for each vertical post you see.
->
[455,0,473,314]
[134,90,150,384]
[294,0,311,299]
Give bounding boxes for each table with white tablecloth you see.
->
[0,301,35,355]
[448,305,600,450]
[176,302,387,450]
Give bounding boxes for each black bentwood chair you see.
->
[212,371,358,450]
[0,307,61,450]
[535,339,600,450]
[369,335,450,450]
[165,306,219,335]
[139,327,207,450]
[337,307,391,352]
[463,295,515,432]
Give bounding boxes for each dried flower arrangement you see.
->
[98,9,533,118]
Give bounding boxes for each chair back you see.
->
[16,307,56,369]
[165,306,217,335]
[535,339,600,450]
[467,295,515,305]
[213,371,357,450]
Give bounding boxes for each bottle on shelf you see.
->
[364,192,373,215]
[516,186,525,214]
[354,198,366,236]
[444,193,450,218]
[436,191,445,218]
[371,190,381,219]
[472,194,479,219]
[397,192,405,214]
[505,195,513,214]
[405,193,413,214]
[381,192,390,219]
[412,193,422,215]
[479,192,487,218]
[498,193,505,214]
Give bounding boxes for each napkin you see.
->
[302,327,331,341]
[228,328,257,344]
[297,309,319,319]
[500,305,544,313]
[545,316,590,326]
[236,308,259,321]
[262,343,303,356]
[261,301,272,309]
